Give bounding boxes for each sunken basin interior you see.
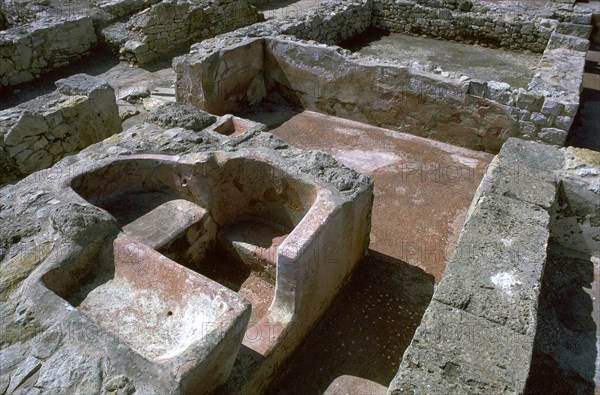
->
[45,156,318,347]
[45,234,245,362]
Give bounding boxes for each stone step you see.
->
[218,218,290,282]
[122,198,209,250]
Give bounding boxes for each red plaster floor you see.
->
[238,104,493,394]
[240,105,493,281]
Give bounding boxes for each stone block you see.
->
[4,112,49,145]
[474,153,559,210]
[540,98,564,116]
[389,301,532,395]
[517,120,537,139]
[555,22,593,39]
[515,88,544,112]
[539,127,568,145]
[553,115,573,130]
[491,137,564,172]
[546,32,590,52]
[530,111,550,126]
[485,81,512,104]
[55,74,114,98]
[434,193,551,335]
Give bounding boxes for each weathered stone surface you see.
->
[0,17,97,87]
[0,74,121,185]
[113,0,263,64]
[4,112,49,145]
[435,193,550,335]
[473,138,563,209]
[546,32,590,52]
[372,0,557,53]
[389,301,532,394]
[538,127,568,145]
[388,140,560,395]
[117,85,151,103]
[555,22,593,38]
[146,102,217,131]
[0,118,373,393]
[554,147,600,255]
[176,36,524,153]
[489,138,565,172]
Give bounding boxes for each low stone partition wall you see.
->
[105,0,263,64]
[278,0,372,45]
[388,138,600,393]
[0,16,97,86]
[199,0,373,47]
[0,74,121,186]
[94,0,162,18]
[464,23,590,147]
[175,33,586,152]
[372,0,591,53]
[0,0,262,86]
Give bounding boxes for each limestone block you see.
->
[435,193,551,336]
[555,22,593,39]
[21,150,53,174]
[515,88,543,112]
[538,127,568,145]
[553,115,573,130]
[540,98,564,116]
[530,111,550,126]
[485,81,512,104]
[546,32,590,52]
[388,301,532,395]
[4,112,49,145]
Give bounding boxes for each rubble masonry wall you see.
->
[0,16,96,87]
[0,74,121,186]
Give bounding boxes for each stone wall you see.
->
[111,0,263,64]
[173,0,591,151]
[373,0,555,53]
[0,74,121,186]
[177,36,509,151]
[200,0,373,47]
[388,138,600,394]
[96,0,162,18]
[0,0,261,86]
[279,0,372,45]
[174,33,589,152]
[0,16,97,86]
[388,138,562,394]
[467,23,590,147]
[262,38,516,152]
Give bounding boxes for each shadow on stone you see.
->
[236,95,303,130]
[525,218,598,395]
[338,26,392,53]
[0,47,119,111]
[266,249,435,394]
[566,87,600,152]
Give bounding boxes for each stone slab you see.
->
[474,138,562,209]
[434,193,550,336]
[389,300,532,395]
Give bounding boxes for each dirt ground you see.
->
[266,251,434,395]
[341,27,540,88]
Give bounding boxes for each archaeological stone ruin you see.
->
[0,0,599,394]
